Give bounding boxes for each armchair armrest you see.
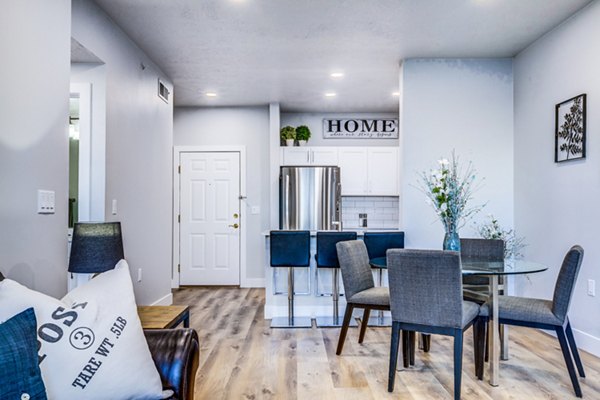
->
[144,328,199,400]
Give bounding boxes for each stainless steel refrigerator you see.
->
[279,166,341,230]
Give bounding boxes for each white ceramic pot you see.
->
[298,140,307,146]
[285,139,295,146]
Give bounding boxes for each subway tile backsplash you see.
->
[341,196,399,229]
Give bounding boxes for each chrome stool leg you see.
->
[271,266,312,328]
[316,268,356,327]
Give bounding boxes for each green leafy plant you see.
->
[418,151,484,236]
[280,126,296,140]
[477,214,527,259]
[295,125,311,141]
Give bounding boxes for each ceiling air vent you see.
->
[158,79,170,103]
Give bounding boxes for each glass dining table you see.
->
[369,256,548,386]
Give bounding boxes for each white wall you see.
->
[281,112,398,147]
[401,59,514,249]
[174,107,270,284]
[514,1,600,355]
[72,0,174,305]
[0,1,71,298]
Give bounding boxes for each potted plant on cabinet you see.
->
[280,126,296,146]
[296,125,311,146]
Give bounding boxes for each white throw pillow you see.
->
[0,260,169,400]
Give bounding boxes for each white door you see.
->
[179,152,241,285]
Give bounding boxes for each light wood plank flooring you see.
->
[173,287,600,400]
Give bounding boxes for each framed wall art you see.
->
[555,93,586,162]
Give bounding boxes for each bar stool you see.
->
[270,230,312,328]
[363,231,405,327]
[315,231,357,327]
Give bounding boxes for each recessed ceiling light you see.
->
[392,92,400,96]
[205,92,217,97]
[330,72,344,79]
[324,92,337,97]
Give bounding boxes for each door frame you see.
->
[172,146,247,289]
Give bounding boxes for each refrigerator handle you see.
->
[284,174,290,228]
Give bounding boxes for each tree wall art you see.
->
[555,93,586,162]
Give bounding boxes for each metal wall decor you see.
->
[555,94,586,163]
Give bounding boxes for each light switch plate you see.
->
[112,199,118,215]
[37,190,55,214]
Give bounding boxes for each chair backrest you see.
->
[336,240,375,300]
[363,231,405,259]
[269,230,310,267]
[316,231,357,268]
[387,249,464,329]
[552,245,584,322]
[460,238,504,261]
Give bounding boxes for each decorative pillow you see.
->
[0,260,169,400]
[0,308,48,400]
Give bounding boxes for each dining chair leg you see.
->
[358,308,371,344]
[409,331,416,366]
[422,333,431,352]
[453,329,464,400]
[335,304,354,355]
[401,329,411,368]
[556,326,583,398]
[474,318,487,380]
[388,321,401,392]
[565,320,586,378]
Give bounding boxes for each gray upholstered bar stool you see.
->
[315,231,357,327]
[270,230,312,328]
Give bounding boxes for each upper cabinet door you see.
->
[367,148,399,195]
[282,147,311,165]
[311,147,338,165]
[338,148,368,195]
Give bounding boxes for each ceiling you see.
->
[93,0,593,112]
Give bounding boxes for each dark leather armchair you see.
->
[144,329,199,400]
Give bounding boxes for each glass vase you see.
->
[443,229,461,252]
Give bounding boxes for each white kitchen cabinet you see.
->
[367,147,399,195]
[338,147,399,195]
[281,147,338,166]
[338,148,368,195]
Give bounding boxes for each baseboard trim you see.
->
[242,278,266,288]
[572,328,600,358]
[151,292,173,306]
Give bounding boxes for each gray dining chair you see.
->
[335,240,390,355]
[484,245,585,397]
[387,249,485,399]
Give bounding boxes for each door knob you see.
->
[233,213,239,219]
[229,223,239,229]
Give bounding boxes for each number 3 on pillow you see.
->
[37,302,88,363]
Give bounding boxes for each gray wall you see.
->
[281,112,399,147]
[0,1,71,298]
[72,0,174,305]
[174,107,270,283]
[400,59,514,249]
[514,1,600,354]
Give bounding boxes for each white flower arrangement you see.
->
[477,214,527,259]
[419,152,484,235]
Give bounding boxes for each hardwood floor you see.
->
[173,287,600,400]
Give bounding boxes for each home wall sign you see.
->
[323,118,398,139]
[555,93,586,163]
